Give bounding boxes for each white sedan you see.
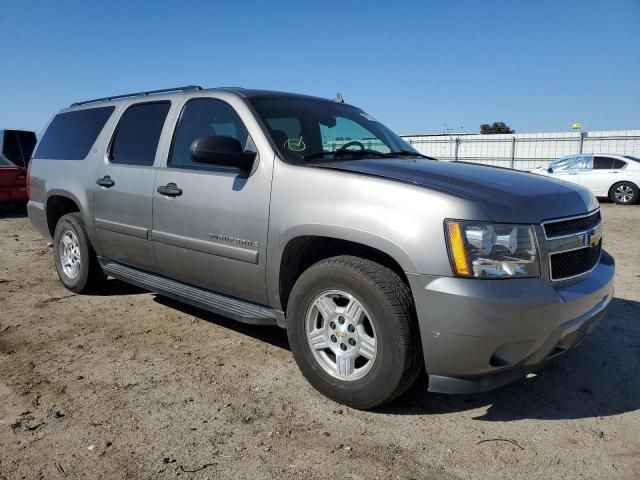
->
[530,154,640,205]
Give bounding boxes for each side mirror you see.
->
[190,136,256,172]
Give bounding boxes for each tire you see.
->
[53,213,106,293]
[286,255,423,409]
[609,181,639,205]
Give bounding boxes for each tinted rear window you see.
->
[2,130,37,167]
[593,156,614,169]
[17,131,37,165]
[0,155,13,166]
[110,102,170,166]
[34,107,115,160]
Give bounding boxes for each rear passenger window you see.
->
[169,98,249,169]
[593,156,614,170]
[34,107,115,160]
[110,102,171,166]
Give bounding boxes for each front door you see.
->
[550,154,590,186]
[93,101,171,271]
[152,97,272,304]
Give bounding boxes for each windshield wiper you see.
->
[387,150,435,159]
[303,149,435,162]
[303,149,390,161]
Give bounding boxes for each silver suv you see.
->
[28,86,615,408]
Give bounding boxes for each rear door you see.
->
[93,101,171,271]
[579,155,618,196]
[151,96,272,304]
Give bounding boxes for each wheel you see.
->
[609,181,639,205]
[53,213,106,293]
[286,256,423,409]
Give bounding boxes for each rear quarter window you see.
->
[612,159,627,169]
[34,106,115,160]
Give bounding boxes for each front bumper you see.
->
[408,250,615,394]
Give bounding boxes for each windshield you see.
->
[248,96,420,163]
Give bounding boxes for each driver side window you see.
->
[581,155,594,170]
[555,155,590,171]
[169,98,249,169]
[320,117,391,154]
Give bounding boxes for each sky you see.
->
[1,0,639,136]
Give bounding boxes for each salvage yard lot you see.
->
[0,203,639,480]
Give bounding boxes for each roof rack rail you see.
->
[70,85,203,107]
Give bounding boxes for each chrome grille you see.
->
[544,210,601,238]
[542,210,602,281]
[550,241,602,281]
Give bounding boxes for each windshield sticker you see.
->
[285,136,307,152]
[360,112,377,122]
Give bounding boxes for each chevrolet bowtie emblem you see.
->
[335,332,347,338]
[583,226,601,248]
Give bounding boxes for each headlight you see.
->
[445,220,540,278]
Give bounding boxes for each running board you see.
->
[99,258,279,327]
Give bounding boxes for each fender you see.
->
[266,223,418,311]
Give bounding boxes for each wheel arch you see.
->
[45,191,83,237]
[608,180,639,204]
[274,228,417,315]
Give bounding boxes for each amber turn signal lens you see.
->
[447,222,470,276]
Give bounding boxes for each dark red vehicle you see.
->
[0,153,29,208]
[0,130,37,209]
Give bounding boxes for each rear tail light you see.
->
[26,161,33,199]
[17,172,26,181]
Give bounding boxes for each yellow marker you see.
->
[447,222,470,276]
[572,122,583,130]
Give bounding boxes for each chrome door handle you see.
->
[157,183,183,197]
[96,175,115,187]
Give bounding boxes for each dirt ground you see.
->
[0,202,639,480]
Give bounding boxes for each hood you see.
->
[313,159,597,224]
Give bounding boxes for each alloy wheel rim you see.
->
[615,185,633,203]
[305,290,377,381]
[59,230,81,279]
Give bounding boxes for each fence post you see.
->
[510,137,516,169]
[454,137,460,161]
[578,131,587,153]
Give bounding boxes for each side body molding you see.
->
[150,230,259,264]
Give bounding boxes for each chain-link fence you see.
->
[401,130,640,170]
